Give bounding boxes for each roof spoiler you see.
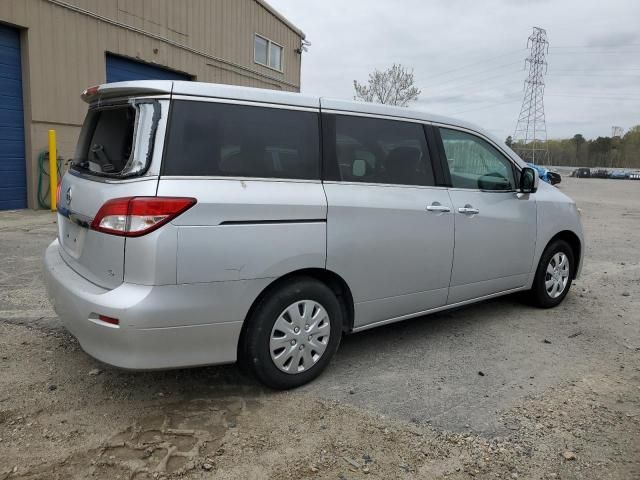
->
[81,81,173,103]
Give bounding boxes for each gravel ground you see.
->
[0,177,638,479]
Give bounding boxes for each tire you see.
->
[528,239,575,308]
[242,276,343,389]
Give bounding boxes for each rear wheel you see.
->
[242,277,343,389]
[528,240,574,308]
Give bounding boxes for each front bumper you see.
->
[43,240,246,370]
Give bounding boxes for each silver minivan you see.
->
[44,81,584,389]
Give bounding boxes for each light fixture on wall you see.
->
[295,39,311,54]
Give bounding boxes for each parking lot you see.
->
[0,177,638,479]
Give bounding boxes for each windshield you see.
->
[72,101,160,177]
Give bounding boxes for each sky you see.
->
[267,0,640,141]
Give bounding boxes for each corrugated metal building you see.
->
[0,0,305,209]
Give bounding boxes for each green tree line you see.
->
[506,125,640,168]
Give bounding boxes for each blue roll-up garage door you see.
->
[0,24,26,210]
[106,54,192,83]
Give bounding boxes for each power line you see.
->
[552,43,640,49]
[550,67,640,72]
[426,69,524,95]
[429,80,523,103]
[425,55,640,96]
[421,43,640,85]
[549,50,640,55]
[547,73,640,77]
[439,90,640,117]
[546,93,640,99]
[427,68,640,101]
[449,98,521,115]
[420,47,640,94]
[421,60,522,89]
[420,37,640,121]
[445,91,640,117]
[421,48,526,81]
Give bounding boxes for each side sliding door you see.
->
[321,107,455,329]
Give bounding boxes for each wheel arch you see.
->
[544,230,582,279]
[237,268,355,360]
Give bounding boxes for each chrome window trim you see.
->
[446,187,518,194]
[159,175,322,184]
[322,108,429,125]
[160,177,449,189]
[322,180,448,191]
[170,95,319,112]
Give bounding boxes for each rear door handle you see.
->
[427,203,451,213]
[458,205,480,215]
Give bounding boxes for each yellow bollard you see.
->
[48,130,57,211]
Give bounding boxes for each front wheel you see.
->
[242,277,343,389]
[528,240,574,308]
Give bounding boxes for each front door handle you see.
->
[427,203,451,213]
[458,205,480,215]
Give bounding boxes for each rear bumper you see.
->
[43,240,250,370]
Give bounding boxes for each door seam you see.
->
[445,188,456,304]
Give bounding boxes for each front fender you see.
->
[530,182,585,285]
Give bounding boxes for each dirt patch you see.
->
[0,322,637,480]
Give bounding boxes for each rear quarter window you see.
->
[73,107,135,174]
[72,102,160,178]
[162,100,320,180]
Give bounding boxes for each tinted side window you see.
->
[325,115,435,186]
[439,128,515,191]
[163,100,320,180]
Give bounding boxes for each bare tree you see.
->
[353,64,421,107]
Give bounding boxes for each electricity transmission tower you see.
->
[513,27,550,165]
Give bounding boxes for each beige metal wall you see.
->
[0,0,304,208]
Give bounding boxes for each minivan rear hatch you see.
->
[57,96,165,289]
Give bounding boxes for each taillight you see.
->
[91,197,196,237]
[56,183,62,207]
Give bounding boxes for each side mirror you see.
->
[519,167,539,194]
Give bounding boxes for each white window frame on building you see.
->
[254,33,284,72]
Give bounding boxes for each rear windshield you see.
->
[72,102,159,177]
[162,100,320,180]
